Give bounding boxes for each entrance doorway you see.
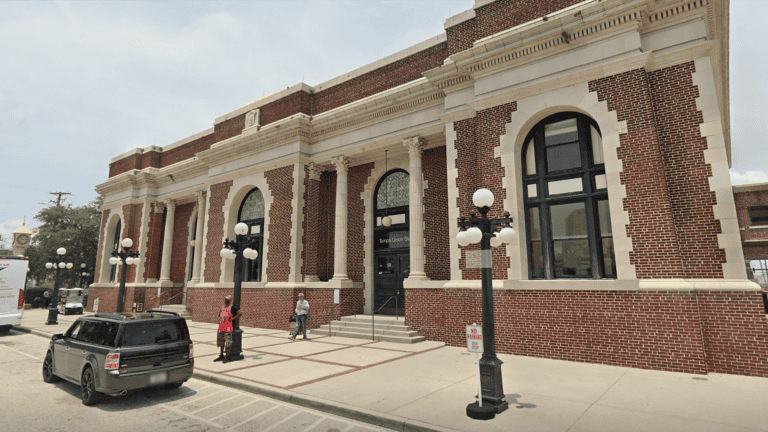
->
[373,169,410,315]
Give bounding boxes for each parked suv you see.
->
[42,310,194,405]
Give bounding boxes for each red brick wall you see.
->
[423,146,451,280]
[108,154,139,178]
[143,203,165,282]
[260,91,312,126]
[120,203,143,283]
[293,288,365,331]
[453,103,515,280]
[649,62,725,278]
[94,209,111,282]
[265,166,294,282]
[204,182,233,282]
[88,286,118,313]
[318,171,337,281]
[188,287,295,330]
[406,288,768,377]
[590,69,686,278]
[170,203,195,287]
[348,163,374,282]
[162,134,215,168]
[446,0,585,55]
[302,167,320,279]
[214,113,246,144]
[313,44,447,115]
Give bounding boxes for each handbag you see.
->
[289,314,297,322]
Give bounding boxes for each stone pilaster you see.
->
[404,137,428,280]
[331,156,349,281]
[159,199,176,282]
[190,191,206,283]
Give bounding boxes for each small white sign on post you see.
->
[333,289,340,304]
[93,298,99,313]
[466,324,484,407]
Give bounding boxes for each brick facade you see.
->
[301,166,320,279]
[589,69,687,278]
[453,103,515,280]
[649,62,726,278]
[317,171,336,281]
[121,203,143,283]
[347,163,374,282]
[142,203,165,281]
[204,181,233,282]
[264,166,294,282]
[423,146,450,280]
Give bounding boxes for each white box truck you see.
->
[0,256,29,334]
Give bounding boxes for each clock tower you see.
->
[11,218,33,256]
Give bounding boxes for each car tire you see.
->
[0,325,11,335]
[165,381,184,390]
[81,367,100,406]
[42,351,60,383]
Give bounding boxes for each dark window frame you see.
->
[238,188,265,282]
[748,206,768,227]
[522,112,616,280]
[109,219,121,283]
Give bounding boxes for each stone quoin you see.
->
[92,0,768,378]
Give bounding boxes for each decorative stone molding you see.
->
[403,137,424,157]
[331,156,349,174]
[245,108,261,129]
[648,0,708,24]
[307,162,322,181]
[164,199,176,210]
[404,136,428,280]
[445,122,463,281]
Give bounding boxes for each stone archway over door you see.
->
[373,169,409,315]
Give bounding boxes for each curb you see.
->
[12,325,56,340]
[193,370,460,432]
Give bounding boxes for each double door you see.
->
[374,251,408,314]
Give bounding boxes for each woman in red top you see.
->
[215,295,241,363]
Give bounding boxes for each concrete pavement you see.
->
[17,308,768,432]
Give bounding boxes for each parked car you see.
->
[57,288,84,315]
[42,310,194,405]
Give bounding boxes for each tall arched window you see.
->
[109,219,121,282]
[372,169,409,313]
[238,188,265,282]
[522,112,616,279]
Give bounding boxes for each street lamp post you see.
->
[44,247,73,326]
[220,222,259,363]
[457,188,515,419]
[109,238,140,313]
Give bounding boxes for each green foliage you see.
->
[26,196,103,287]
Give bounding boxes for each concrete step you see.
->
[314,323,420,338]
[155,305,192,319]
[331,320,413,332]
[309,328,425,344]
[340,315,406,325]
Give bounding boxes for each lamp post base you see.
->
[228,328,245,362]
[45,307,58,325]
[466,402,496,420]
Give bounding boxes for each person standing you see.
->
[215,295,241,363]
[43,289,51,308]
[290,293,309,340]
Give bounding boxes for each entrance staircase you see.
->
[309,315,425,343]
[156,304,192,320]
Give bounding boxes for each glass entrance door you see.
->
[374,252,408,314]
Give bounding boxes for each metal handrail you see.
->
[143,290,186,311]
[324,296,357,337]
[372,292,400,341]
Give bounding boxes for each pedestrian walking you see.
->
[43,289,51,308]
[215,295,241,363]
[290,293,309,340]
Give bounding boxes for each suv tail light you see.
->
[18,290,23,309]
[189,344,194,359]
[105,353,120,370]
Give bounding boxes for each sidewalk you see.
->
[17,309,768,432]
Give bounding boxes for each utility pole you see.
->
[47,192,72,207]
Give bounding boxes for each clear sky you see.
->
[1,0,766,247]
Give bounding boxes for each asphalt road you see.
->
[0,330,394,432]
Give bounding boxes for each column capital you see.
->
[403,137,424,157]
[331,156,349,174]
[196,190,207,201]
[307,162,323,181]
[153,201,165,213]
[164,199,176,210]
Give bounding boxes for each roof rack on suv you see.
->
[92,313,129,320]
[145,310,180,317]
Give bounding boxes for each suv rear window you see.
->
[77,321,120,347]
[120,320,188,346]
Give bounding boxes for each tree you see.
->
[26,196,103,288]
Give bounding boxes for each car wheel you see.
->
[42,351,60,383]
[165,381,184,390]
[0,325,11,335]
[81,367,100,406]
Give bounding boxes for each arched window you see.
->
[109,219,121,282]
[522,112,616,279]
[238,188,265,282]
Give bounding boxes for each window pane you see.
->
[377,257,394,274]
[548,178,582,195]
[240,188,264,221]
[550,202,587,239]
[528,207,540,240]
[553,239,591,278]
[531,241,545,278]
[377,213,406,226]
[377,171,409,209]
[591,125,604,165]
[598,200,612,235]
[602,238,617,278]
[595,174,607,190]
[749,207,768,227]
[250,225,261,234]
[399,256,410,275]
[525,138,536,175]
[121,321,182,346]
[527,183,538,198]
[544,118,578,146]
[546,143,582,172]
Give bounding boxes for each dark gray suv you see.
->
[42,311,194,405]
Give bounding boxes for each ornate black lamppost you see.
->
[457,188,515,419]
[44,247,73,325]
[220,222,259,362]
[108,238,140,313]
